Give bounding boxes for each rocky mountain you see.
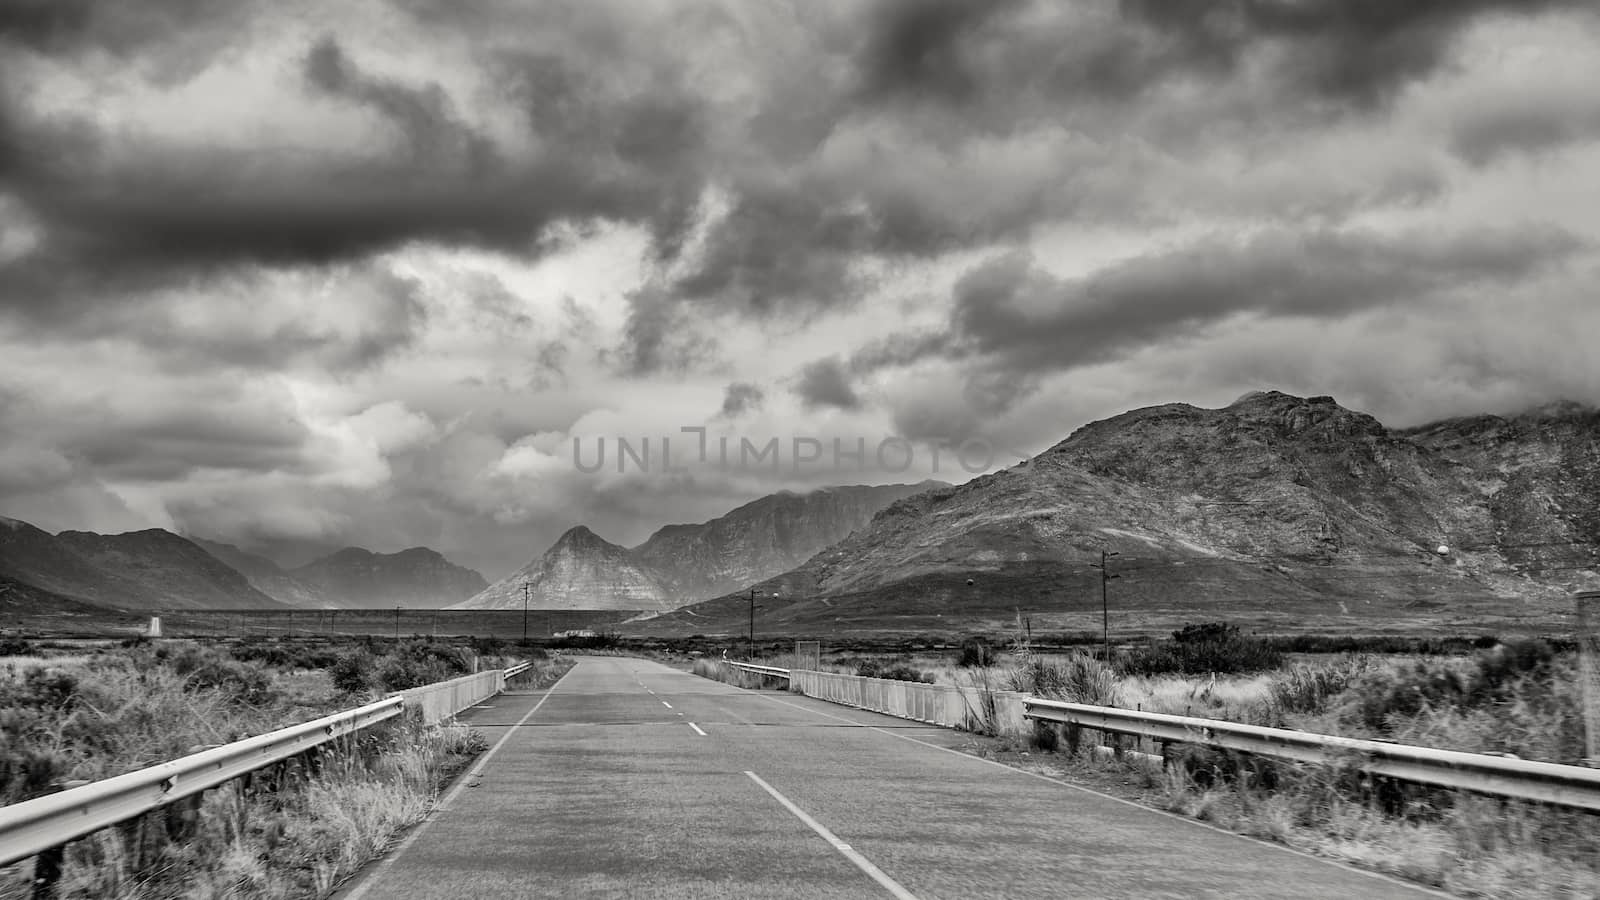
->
[54,529,286,610]
[630,483,945,598]
[452,482,942,611]
[460,526,675,612]
[1400,401,1600,571]
[190,538,335,609]
[644,392,1597,635]
[291,546,487,609]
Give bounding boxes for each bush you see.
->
[1266,656,1376,717]
[151,643,278,704]
[1118,622,1284,676]
[0,635,30,656]
[1337,638,1564,735]
[958,637,996,668]
[1010,652,1121,706]
[855,661,934,683]
[331,650,374,694]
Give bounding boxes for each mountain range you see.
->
[6,392,1598,632]
[453,482,943,611]
[0,520,489,613]
[640,392,1600,635]
[291,546,487,609]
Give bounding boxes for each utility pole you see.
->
[748,587,756,659]
[522,582,531,642]
[393,606,401,641]
[1090,550,1119,664]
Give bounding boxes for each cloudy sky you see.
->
[3,0,1599,578]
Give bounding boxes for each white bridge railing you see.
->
[720,661,1600,812]
[0,661,529,884]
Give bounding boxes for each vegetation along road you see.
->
[336,656,1447,899]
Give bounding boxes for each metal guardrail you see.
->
[1025,699,1600,811]
[0,696,404,869]
[719,666,1600,808]
[0,661,530,883]
[504,661,532,679]
[724,661,791,678]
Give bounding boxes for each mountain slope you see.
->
[630,482,943,598]
[0,516,172,610]
[458,526,674,611]
[291,547,487,609]
[453,482,942,611]
[55,529,286,610]
[647,392,1593,634]
[190,538,335,608]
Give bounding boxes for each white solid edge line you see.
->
[745,771,920,900]
[752,693,1454,900]
[340,663,578,900]
[689,722,707,736]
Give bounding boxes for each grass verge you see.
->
[0,639,503,899]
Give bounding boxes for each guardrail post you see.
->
[30,842,64,900]
[29,779,87,900]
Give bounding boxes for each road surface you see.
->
[337,656,1447,899]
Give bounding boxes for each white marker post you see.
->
[1577,590,1600,767]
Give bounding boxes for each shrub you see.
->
[331,650,374,694]
[0,635,33,656]
[1010,652,1121,706]
[149,643,278,704]
[855,660,934,683]
[1118,622,1284,676]
[1266,655,1376,717]
[1335,638,1566,736]
[958,637,996,667]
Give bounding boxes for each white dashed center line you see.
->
[745,771,919,900]
[688,722,707,736]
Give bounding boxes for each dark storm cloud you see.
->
[793,357,862,411]
[858,225,1587,392]
[0,14,715,324]
[0,0,239,58]
[852,0,1597,112]
[75,413,309,481]
[1450,97,1600,166]
[614,284,717,376]
[718,382,764,418]
[668,182,867,315]
[853,0,1024,103]
[303,36,497,173]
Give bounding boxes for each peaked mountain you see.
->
[189,538,335,609]
[291,547,487,609]
[461,526,675,612]
[454,482,942,611]
[54,529,286,610]
[647,392,1598,634]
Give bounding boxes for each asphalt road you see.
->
[336,656,1449,899]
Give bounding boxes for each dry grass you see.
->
[0,643,493,900]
